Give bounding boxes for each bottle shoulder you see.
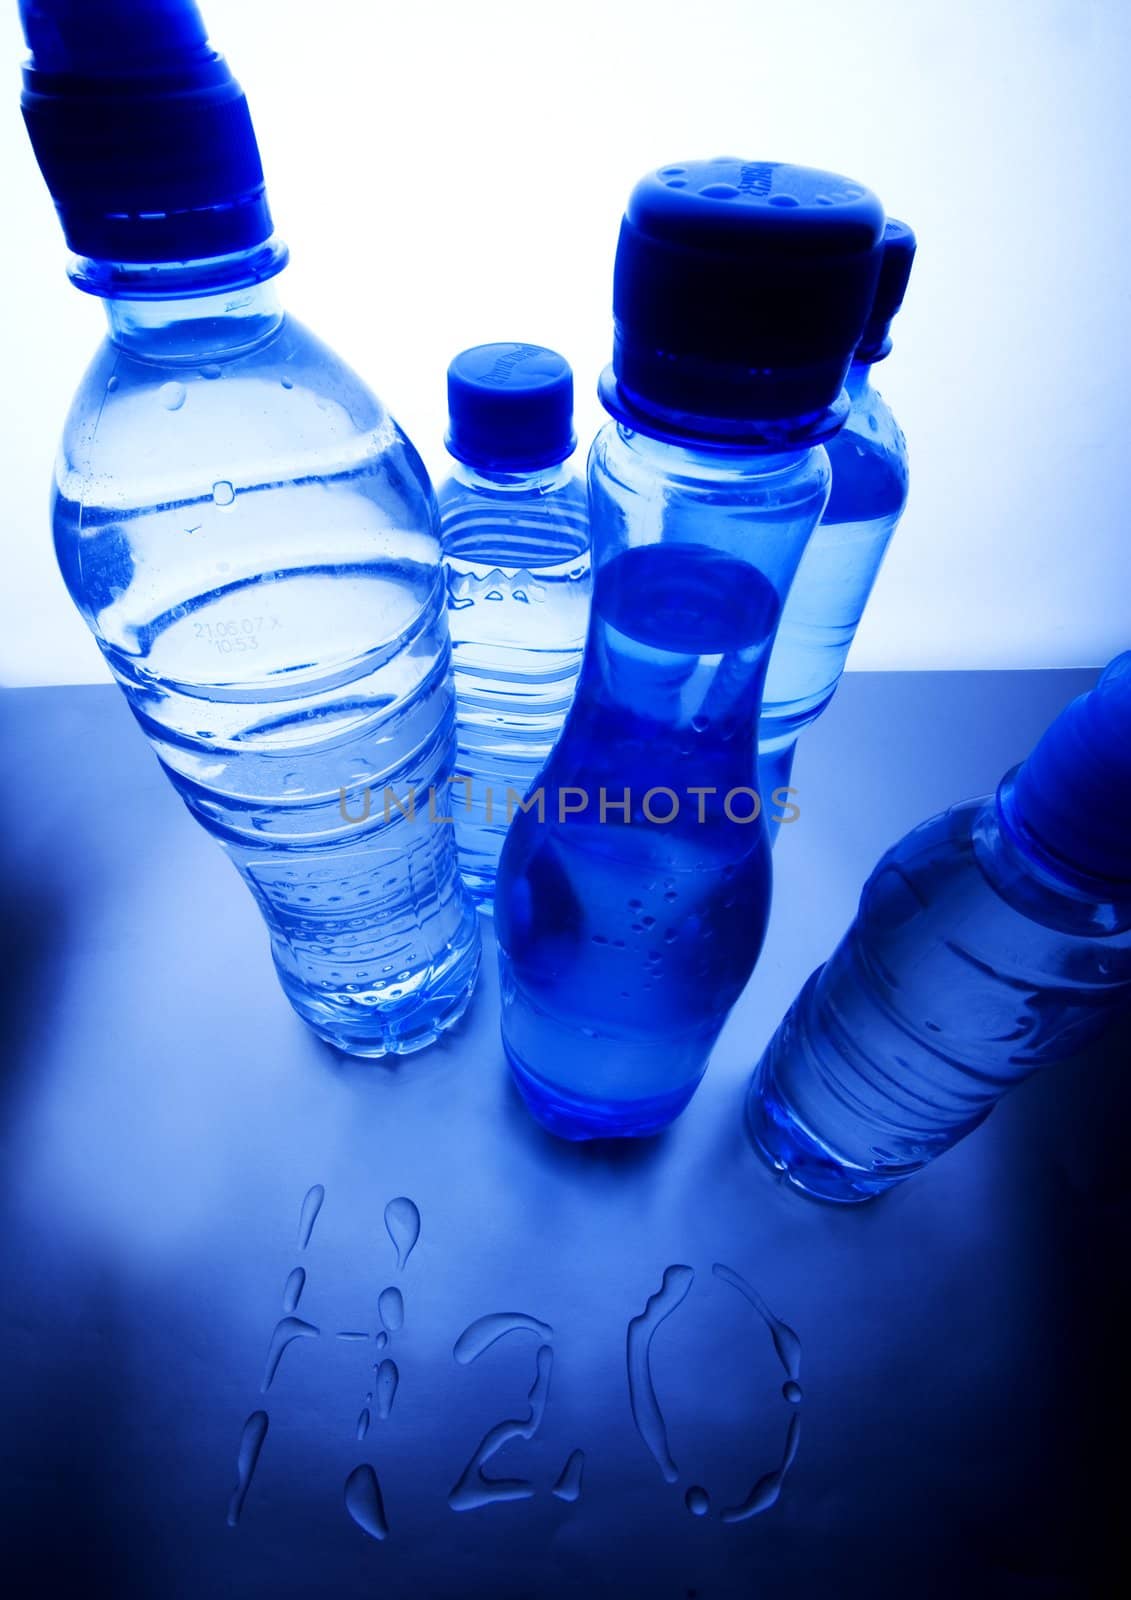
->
[57,312,437,533]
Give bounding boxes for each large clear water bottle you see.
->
[760,221,916,809]
[19,0,479,1056]
[438,344,590,906]
[748,655,1131,1202]
[495,160,886,1140]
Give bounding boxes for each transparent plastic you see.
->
[437,460,591,905]
[495,422,831,1139]
[53,259,479,1056]
[759,362,908,801]
[748,791,1131,1201]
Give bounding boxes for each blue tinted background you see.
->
[2,669,1126,1597]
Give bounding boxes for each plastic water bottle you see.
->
[748,655,1131,1202]
[18,0,479,1056]
[760,220,916,809]
[438,344,590,906]
[495,160,886,1139]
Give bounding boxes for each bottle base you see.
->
[505,1042,700,1140]
[277,930,482,1061]
[745,1057,897,1204]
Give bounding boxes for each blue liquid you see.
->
[53,282,479,1056]
[760,365,908,797]
[748,796,1131,1201]
[496,541,779,1137]
[439,466,590,904]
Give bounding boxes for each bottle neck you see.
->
[448,458,575,495]
[845,360,876,405]
[609,421,812,482]
[103,276,285,363]
[75,240,288,361]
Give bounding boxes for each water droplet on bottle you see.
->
[201,363,222,380]
[298,1184,325,1249]
[385,1196,421,1270]
[664,888,678,902]
[280,375,294,390]
[685,1485,710,1517]
[375,1330,389,1352]
[226,1410,269,1527]
[106,375,119,392]
[453,1311,554,1365]
[641,915,656,928]
[628,898,643,910]
[783,1380,803,1404]
[626,1265,694,1482]
[552,1448,585,1503]
[261,1316,319,1391]
[375,1358,399,1419]
[344,1463,389,1540]
[212,480,235,508]
[337,1331,369,1342]
[712,1263,801,1379]
[378,1286,404,1332]
[691,714,709,732]
[282,1267,305,1313]
[356,1408,370,1441]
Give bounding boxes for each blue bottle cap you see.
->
[446,344,576,472]
[598,159,886,447]
[1005,653,1131,887]
[857,219,917,362]
[19,0,276,267]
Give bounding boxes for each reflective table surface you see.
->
[1,669,1125,1598]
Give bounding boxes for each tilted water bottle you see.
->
[18,0,479,1056]
[748,655,1131,1201]
[496,160,886,1139]
[759,220,916,807]
[438,344,590,906]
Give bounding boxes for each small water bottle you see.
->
[438,344,590,906]
[760,220,916,809]
[496,160,886,1140]
[748,655,1131,1202]
[18,0,479,1056]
